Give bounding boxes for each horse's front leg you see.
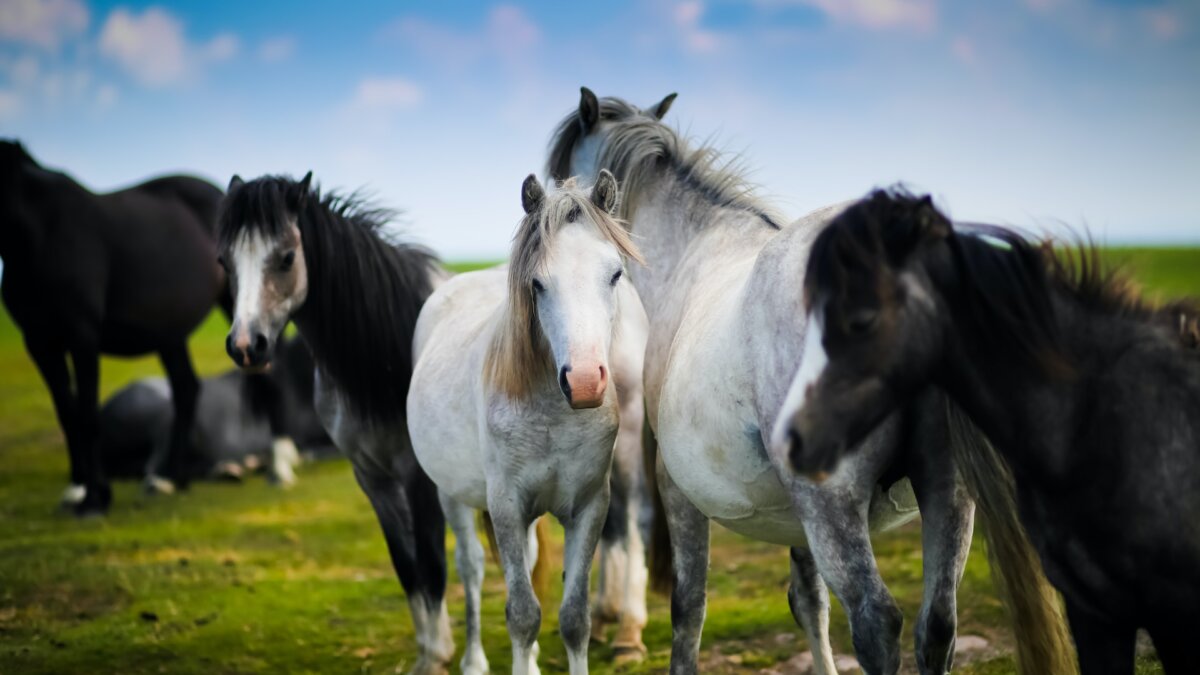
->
[799,490,903,675]
[908,396,975,675]
[488,490,541,675]
[25,341,84,507]
[658,453,711,674]
[559,484,611,675]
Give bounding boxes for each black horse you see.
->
[217,173,455,672]
[98,336,334,483]
[0,140,225,515]
[780,189,1200,674]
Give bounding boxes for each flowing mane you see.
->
[485,178,643,400]
[546,95,782,229]
[808,189,1200,377]
[218,176,439,426]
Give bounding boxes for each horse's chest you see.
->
[486,402,618,513]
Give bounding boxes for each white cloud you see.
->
[673,1,724,54]
[383,4,540,69]
[1143,9,1182,42]
[352,76,424,111]
[0,0,88,50]
[1,54,40,86]
[202,32,240,62]
[258,36,297,63]
[763,0,936,32]
[98,7,239,87]
[951,36,977,66]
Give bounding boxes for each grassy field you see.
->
[1,250,1196,674]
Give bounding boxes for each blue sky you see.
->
[1,0,1197,259]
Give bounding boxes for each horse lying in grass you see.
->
[98,336,333,485]
[407,172,646,675]
[217,173,456,674]
[776,189,1200,674]
[547,88,1073,674]
[0,140,225,515]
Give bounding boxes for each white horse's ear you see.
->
[579,87,600,132]
[521,174,545,214]
[648,92,677,120]
[591,169,618,215]
[228,174,244,193]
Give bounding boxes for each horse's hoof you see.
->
[613,644,648,665]
[143,475,176,495]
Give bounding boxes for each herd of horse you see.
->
[1,87,1197,675]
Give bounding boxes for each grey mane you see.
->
[547,95,783,229]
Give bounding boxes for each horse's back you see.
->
[124,175,224,237]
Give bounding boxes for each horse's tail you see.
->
[946,399,1077,675]
[530,518,552,602]
[643,406,673,595]
[480,511,552,604]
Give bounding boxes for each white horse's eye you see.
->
[610,269,622,286]
[531,278,545,294]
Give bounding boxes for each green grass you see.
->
[3,252,1197,674]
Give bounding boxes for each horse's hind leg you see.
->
[802,496,903,674]
[559,487,611,675]
[1064,600,1134,675]
[151,341,200,492]
[439,494,488,675]
[351,454,453,675]
[909,401,976,675]
[658,455,711,675]
[594,430,649,660]
[26,341,85,506]
[787,545,838,674]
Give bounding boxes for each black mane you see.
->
[218,175,439,427]
[810,189,1200,377]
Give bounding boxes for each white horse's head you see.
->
[488,170,643,409]
[217,172,313,371]
[548,87,677,190]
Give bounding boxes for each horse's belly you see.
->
[419,441,489,510]
[657,423,805,546]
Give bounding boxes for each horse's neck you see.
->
[626,173,776,320]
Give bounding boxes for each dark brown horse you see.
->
[778,189,1200,674]
[0,140,225,516]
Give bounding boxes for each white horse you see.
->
[407,172,646,675]
[543,89,1062,675]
